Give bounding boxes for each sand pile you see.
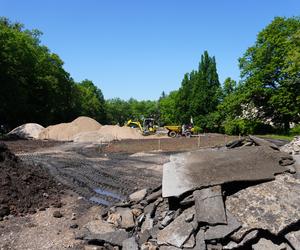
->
[7,123,44,139]
[74,125,143,143]
[39,116,102,141]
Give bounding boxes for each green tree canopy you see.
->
[176,51,221,129]
[239,16,300,129]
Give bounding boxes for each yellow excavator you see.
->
[126,118,157,136]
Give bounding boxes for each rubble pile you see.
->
[79,136,300,249]
[280,136,300,155]
[0,143,61,219]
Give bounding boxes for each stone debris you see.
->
[78,136,300,249]
[116,207,135,229]
[157,207,195,247]
[252,238,283,250]
[122,237,139,250]
[285,230,300,250]
[129,188,147,202]
[226,174,300,240]
[204,211,241,240]
[194,186,227,225]
[84,229,128,247]
[281,135,300,154]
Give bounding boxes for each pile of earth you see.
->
[0,143,61,219]
[73,125,144,143]
[7,123,45,139]
[39,116,102,141]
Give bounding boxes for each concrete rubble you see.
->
[80,136,300,249]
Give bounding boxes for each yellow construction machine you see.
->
[165,124,195,138]
[126,118,157,136]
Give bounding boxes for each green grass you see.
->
[257,134,294,141]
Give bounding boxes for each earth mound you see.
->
[73,125,143,143]
[7,123,44,139]
[39,116,102,141]
[0,143,61,218]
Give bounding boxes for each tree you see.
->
[223,77,237,96]
[176,51,221,130]
[0,17,107,128]
[75,80,106,123]
[158,90,178,125]
[239,16,300,130]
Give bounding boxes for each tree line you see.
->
[1,16,300,135]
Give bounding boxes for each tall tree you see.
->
[239,16,300,129]
[176,51,221,129]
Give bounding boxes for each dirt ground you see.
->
[0,134,238,250]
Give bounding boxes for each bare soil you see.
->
[0,143,61,218]
[0,134,238,250]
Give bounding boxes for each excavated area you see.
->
[0,143,61,218]
[14,142,168,207]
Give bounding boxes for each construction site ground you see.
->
[0,134,238,250]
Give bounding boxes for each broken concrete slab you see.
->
[159,246,181,250]
[285,230,300,250]
[129,189,147,202]
[138,229,151,246]
[163,147,290,198]
[84,229,128,247]
[83,220,115,234]
[194,229,206,250]
[206,243,223,250]
[183,233,195,248]
[157,207,195,248]
[249,135,279,150]
[146,189,162,203]
[141,214,154,233]
[116,207,135,229]
[227,174,300,241]
[122,237,139,250]
[194,186,227,225]
[223,230,258,249]
[292,154,300,179]
[204,211,241,240]
[252,238,283,250]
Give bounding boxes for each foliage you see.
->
[222,77,237,97]
[74,80,106,122]
[0,17,106,128]
[223,119,273,135]
[176,51,222,130]
[158,91,178,125]
[105,98,159,125]
[238,16,300,130]
[290,124,300,136]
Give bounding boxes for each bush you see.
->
[193,126,203,134]
[224,119,273,135]
[290,124,300,135]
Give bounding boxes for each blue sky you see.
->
[1,1,299,100]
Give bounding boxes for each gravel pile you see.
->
[7,123,44,139]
